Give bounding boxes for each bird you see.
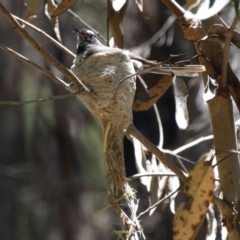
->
[72,28,205,77]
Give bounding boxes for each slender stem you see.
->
[128,172,177,180]
[0,92,81,106]
[137,187,181,219]
[68,9,107,44]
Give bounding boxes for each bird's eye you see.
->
[88,33,93,38]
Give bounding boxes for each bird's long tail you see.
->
[141,64,206,77]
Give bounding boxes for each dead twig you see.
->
[137,187,181,219]
[12,14,75,58]
[128,172,177,180]
[68,9,107,44]
[0,44,68,88]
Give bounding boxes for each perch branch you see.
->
[0,3,87,91]
[0,44,68,88]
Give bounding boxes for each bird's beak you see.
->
[72,29,85,39]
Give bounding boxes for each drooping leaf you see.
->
[111,0,126,11]
[51,0,77,18]
[45,0,62,42]
[172,76,189,130]
[132,137,149,186]
[232,0,240,17]
[135,0,143,12]
[203,76,218,102]
[173,156,214,240]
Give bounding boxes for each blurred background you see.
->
[0,0,220,239]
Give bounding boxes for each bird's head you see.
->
[72,29,101,48]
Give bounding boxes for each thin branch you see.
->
[128,172,177,180]
[0,44,68,88]
[172,135,213,154]
[0,92,81,106]
[0,3,87,91]
[67,9,107,44]
[137,186,181,219]
[0,164,36,179]
[131,15,176,57]
[12,14,75,58]
[153,103,164,149]
[133,75,172,112]
[112,62,170,100]
[127,124,187,182]
[220,16,239,89]
[161,0,185,18]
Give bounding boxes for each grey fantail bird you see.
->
[72,28,205,77]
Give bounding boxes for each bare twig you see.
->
[172,135,213,154]
[67,9,107,44]
[0,164,36,179]
[127,124,187,182]
[153,103,164,149]
[0,92,81,106]
[133,75,172,111]
[161,0,185,18]
[0,44,68,88]
[128,172,177,180]
[137,187,181,219]
[220,16,239,89]
[0,3,87,91]
[131,15,176,57]
[113,62,170,100]
[12,14,75,58]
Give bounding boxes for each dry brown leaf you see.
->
[45,0,61,42]
[24,0,41,14]
[173,156,214,240]
[25,9,36,22]
[51,0,77,18]
[24,0,41,22]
